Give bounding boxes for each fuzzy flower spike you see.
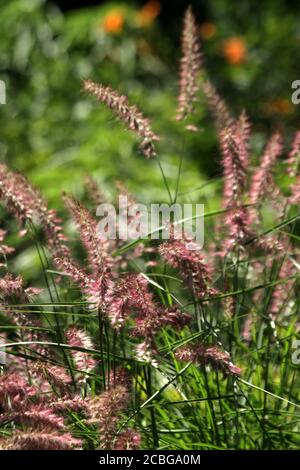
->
[84,80,160,158]
[176,6,202,122]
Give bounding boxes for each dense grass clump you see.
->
[1,6,300,450]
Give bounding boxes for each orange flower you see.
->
[102,10,124,34]
[199,22,216,40]
[136,1,161,27]
[222,37,246,65]
[264,98,293,115]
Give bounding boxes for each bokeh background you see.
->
[1,0,300,278]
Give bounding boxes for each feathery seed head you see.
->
[84,80,159,158]
[175,343,241,376]
[176,6,202,121]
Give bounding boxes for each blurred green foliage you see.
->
[203,0,300,129]
[1,2,300,449]
[0,0,300,208]
[0,0,204,209]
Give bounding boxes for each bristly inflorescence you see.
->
[105,273,158,330]
[288,131,300,204]
[0,229,14,262]
[0,165,35,226]
[86,384,130,449]
[84,175,107,207]
[159,231,217,299]
[176,6,202,122]
[219,113,254,251]
[48,194,117,311]
[290,175,300,205]
[0,164,69,257]
[0,372,82,450]
[202,79,233,131]
[63,194,113,276]
[83,79,160,158]
[287,130,300,177]
[249,131,283,218]
[65,326,97,376]
[0,272,43,340]
[53,255,107,308]
[175,343,242,377]
[105,272,191,360]
[114,429,141,451]
[0,368,140,450]
[219,115,250,207]
[0,431,83,451]
[5,4,300,450]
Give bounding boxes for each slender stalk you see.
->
[28,222,76,387]
[97,309,106,391]
[144,366,159,448]
[156,156,173,204]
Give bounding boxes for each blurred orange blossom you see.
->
[102,10,125,34]
[264,98,293,115]
[222,37,247,65]
[136,1,161,27]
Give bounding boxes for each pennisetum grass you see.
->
[1,4,300,451]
